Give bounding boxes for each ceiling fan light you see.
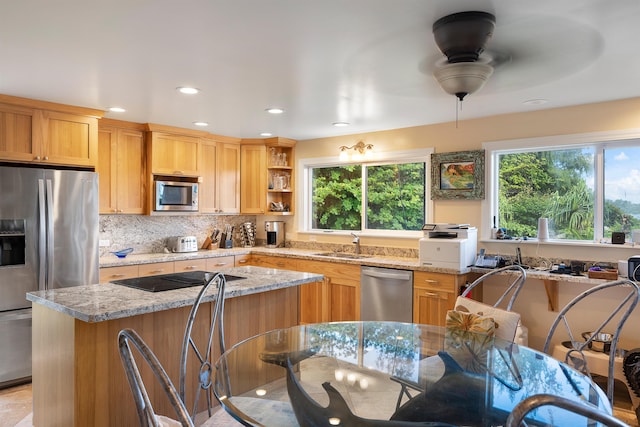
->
[433,62,494,100]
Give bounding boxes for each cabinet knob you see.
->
[237,259,248,264]
[184,265,198,270]
[148,270,164,274]
[111,274,126,278]
[43,156,49,160]
[424,279,438,284]
[173,171,184,175]
[34,155,40,160]
[423,291,438,297]
[214,263,228,267]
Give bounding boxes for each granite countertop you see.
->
[99,247,621,284]
[100,246,462,274]
[26,266,323,323]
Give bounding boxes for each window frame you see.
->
[483,129,640,243]
[298,148,434,238]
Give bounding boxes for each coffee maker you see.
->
[265,221,285,248]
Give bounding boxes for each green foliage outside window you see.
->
[311,162,425,231]
[498,148,640,240]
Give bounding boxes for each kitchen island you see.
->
[26,266,323,427]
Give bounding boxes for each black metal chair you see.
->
[179,272,228,422]
[505,393,630,427]
[118,328,195,427]
[543,279,640,405]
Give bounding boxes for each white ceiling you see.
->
[1,0,640,140]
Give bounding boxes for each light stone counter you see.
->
[27,266,323,323]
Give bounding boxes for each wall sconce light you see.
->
[339,141,374,161]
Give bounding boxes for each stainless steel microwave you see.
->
[155,180,199,212]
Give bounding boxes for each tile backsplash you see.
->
[99,214,259,256]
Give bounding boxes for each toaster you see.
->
[167,236,198,253]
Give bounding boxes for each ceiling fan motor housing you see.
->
[433,11,496,63]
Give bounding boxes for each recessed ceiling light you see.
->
[332,122,350,127]
[108,107,126,113]
[265,107,284,114]
[177,87,200,95]
[193,121,209,127]
[260,132,273,137]
[523,98,548,106]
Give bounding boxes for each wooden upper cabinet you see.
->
[240,144,267,214]
[199,138,240,214]
[148,131,200,176]
[39,110,98,167]
[0,104,35,162]
[98,122,146,214]
[0,95,102,168]
[217,142,240,213]
[199,138,218,213]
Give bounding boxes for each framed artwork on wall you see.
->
[431,150,485,200]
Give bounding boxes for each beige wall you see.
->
[290,97,640,264]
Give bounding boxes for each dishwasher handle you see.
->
[361,267,412,281]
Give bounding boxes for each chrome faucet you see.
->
[351,233,361,255]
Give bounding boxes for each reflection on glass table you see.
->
[214,322,612,427]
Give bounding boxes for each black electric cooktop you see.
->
[112,270,246,292]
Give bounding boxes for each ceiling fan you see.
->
[431,11,498,101]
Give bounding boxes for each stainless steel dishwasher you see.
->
[360,266,413,322]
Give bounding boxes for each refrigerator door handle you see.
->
[38,179,46,291]
[45,179,54,291]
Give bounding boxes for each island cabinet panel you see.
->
[32,286,299,427]
[413,271,464,326]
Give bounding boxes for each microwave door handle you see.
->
[38,179,46,291]
[45,179,54,291]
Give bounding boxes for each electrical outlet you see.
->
[99,239,110,247]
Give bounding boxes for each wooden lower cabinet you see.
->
[98,265,139,284]
[32,286,299,427]
[413,271,466,326]
[249,257,360,324]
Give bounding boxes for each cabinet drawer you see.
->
[250,255,298,270]
[99,265,139,284]
[175,258,207,272]
[413,271,456,293]
[234,254,251,266]
[138,262,175,277]
[205,256,235,271]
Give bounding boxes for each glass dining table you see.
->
[213,321,612,426]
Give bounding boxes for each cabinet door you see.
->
[299,280,327,324]
[99,265,139,284]
[98,127,146,214]
[40,110,98,168]
[199,139,218,213]
[0,104,37,163]
[150,132,200,176]
[300,260,360,322]
[413,288,454,326]
[413,271,458,326]
[217,142,240,213]
[240,145,267,214]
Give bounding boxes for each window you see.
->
[486,133,640,242]
[302,149,432,234]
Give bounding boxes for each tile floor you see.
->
[1,380,638,426]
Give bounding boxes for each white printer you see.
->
[419,224,478,270]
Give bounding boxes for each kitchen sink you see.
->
[313,252,371,259]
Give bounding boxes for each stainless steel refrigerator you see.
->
[0,165,99,388]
